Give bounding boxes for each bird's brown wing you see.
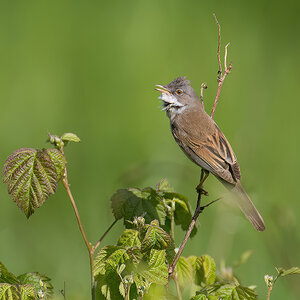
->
[184,124,241,184]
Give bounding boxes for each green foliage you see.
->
[3,147,65,218]
[110,178,197,239]
[264,266,300,299]
[0,262,53,299]
[110,188,166,226]
[94,219,171,299]
[2,134,298,300]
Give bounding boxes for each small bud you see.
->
[137,216,145,225]
[264,275,273,287]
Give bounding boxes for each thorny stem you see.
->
[211,14,232,118]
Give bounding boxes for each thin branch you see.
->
[62,171,91,253]
[92,219,118,254]
[211,15,232,118]
[213,13,222,78]
[168,191,203,278]
[62,168,95,299]
[200,82,207,107]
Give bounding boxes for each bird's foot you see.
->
[196,185,208,196]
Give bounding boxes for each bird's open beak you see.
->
[155,85,171,95]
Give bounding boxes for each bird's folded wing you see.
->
[185,125,241,184]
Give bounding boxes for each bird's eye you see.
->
[176,89,183,95]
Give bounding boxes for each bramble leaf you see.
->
[144,283,177,300]
[0,283,19,299]
[94,246,130,277]
[141,223,172,253]
[94,246,131,300]
[17,272,53,297]
[188,255,216,286]
[118,229,141,248]
[61,132,81,143]
[176,257,193,286]
[276,266,300,277]
[46,149,66,181]
[162,192,197,237]
[138,250,168,285]
[212,284,257,300]
[3,148,58,218]
[111,188,166,226]
[0,262,19,284]
[156,178,173,192]
[19,285,35,299]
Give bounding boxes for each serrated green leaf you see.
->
[60,132,81,143]
[0,262,19,284]
[141,225,172,253]
[17,272,53,298]
[176,257,193,287]
[19,284,35,300]
[190,295,208,300]
[204,283,257,300]
[118,229,141,248]
[162,192,197,237]
[0,283,19,299]
[94,246,131,300]
[110,188,166,226]
[46,149,66,181]
[156,179,174,192]
[276,266,300,277]
[144,283,178,300]
[138,249,168,285]
[215,284,237,299]
[94,246,130,277]
[188,255,216,286]
[235,286,258,300]
[3,148,58,218]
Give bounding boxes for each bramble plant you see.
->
[1,132,299,299]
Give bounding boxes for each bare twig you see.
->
[62,169,96,299]
[92,219,118,254]
[213,13,222,78]
[211,14,232,118]
[200,82,207,107]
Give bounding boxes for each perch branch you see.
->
[200,82,207,108]
[211,14,232,118]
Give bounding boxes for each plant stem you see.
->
[62,171,96,299]
[168,191,203,278]
[170,200,175,242]
[267,286,272,300]
[211,14,232,118]
[173,274,182,300]
[93,219,118,254]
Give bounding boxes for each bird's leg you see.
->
[196,169,209,196]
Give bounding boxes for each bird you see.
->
[155,76,265,231]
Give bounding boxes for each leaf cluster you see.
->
[0,262,53,299]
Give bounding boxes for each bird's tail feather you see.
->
[226,181,265,231]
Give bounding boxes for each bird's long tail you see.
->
[226,181,265,231]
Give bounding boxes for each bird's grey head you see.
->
[155,77,199,116]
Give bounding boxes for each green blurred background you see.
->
[0,0,299,299]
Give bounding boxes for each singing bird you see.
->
[155,77,265,231]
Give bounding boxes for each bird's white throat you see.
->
[158,93,184,111]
